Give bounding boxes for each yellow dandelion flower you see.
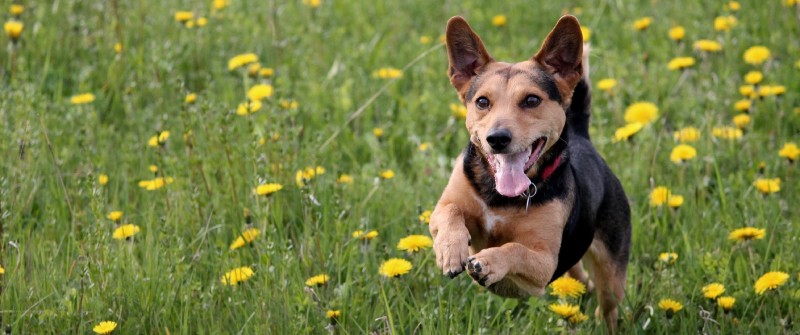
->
[114,42,123,53]
[649,186,670,207]
[196,17,207,27]
[247,84,273,101]
[743,46,770,65]
[702,283,726,299]
[337,174,354,184]
[418,142,431,152]
[185,20,196,29]
[9,5,24,16]
[305,274,330,287]
[632,17,653,31]
[253,183,283,196]
[98,174,109,186]
[667,57,696,70]
[569,312,589,324]
[624,102,659,125]
[213,0,231,10]
[70,93,96,105]
[107,211,123,222]
[246,63,263,76]
[717,296,735,312]
[670,144,697,164]
[379,170,395,179]
[725,1,741,11]
[373,127,384,138]
[138,177,174,190]
[712,126,742,140]
[450,103,467,119]
[754,271,789,295]
[658,299,683,318]
[491,15,507,27]
[4,20,23,41]
[379,258,413,278]
[326,310,341,319]
[92,321,117,335]
[259,68,274,77]
[694,39,723,52]
[739,85,756,98]
[352,230,378,240]
[148,165,158,173]
[668,26,685,41]
[667,195,684,208]
[228,53,259,71]
[221,266,255,286]
[597,78,617,92]
[373,67,403,79]
[397,235,433,253]
[158,131,170,143]
[419,35,432,44]
[549,303,580,319]
[279,99,298,110]
[659,252,678,264]
[236,100,263,116]
[753,178,780,194]
[733,114,750,129]
[744,71,763,85]
[174,11,193,22]
[419,210,432,224]
[302,0,322,8]
[549,276,587,299]
[0,266,4,274]
[112,224,141,240]
[229,228,260,250]
[673,127,700,142]
[759,85,786,97]
[184,93,197,104]
[786,0,798,6]
[778,142,799,162]
[728,227,766,241]
[580,26,591,42]
[714,15,737,31]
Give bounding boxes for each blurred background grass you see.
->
[1,0,799,333]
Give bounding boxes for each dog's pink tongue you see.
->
[493,151,531,197]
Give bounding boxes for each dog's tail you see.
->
[567,43,592,138]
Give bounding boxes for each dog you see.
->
[429,15,631,332]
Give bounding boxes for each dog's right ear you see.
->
[446,16,493,97]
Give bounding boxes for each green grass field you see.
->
[2,0,799,333]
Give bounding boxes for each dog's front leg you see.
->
[430,202,472,278]
[466,242,557,296]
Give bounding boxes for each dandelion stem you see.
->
[379,281,397,335]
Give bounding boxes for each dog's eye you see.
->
[475,97,490,110]
[521,95,542,108]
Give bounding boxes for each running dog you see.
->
[429,15,631,332]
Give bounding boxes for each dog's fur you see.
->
[429,15,631,332]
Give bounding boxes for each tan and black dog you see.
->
[429,15,631,332]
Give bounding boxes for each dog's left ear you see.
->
[533,15,583,89]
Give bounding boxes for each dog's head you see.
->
[446,15,584,197]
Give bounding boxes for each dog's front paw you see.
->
[434,233,471,278]
[466,249,510,287]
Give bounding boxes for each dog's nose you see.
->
[486,129,512,151]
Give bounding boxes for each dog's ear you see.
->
[533,15,583,89]
[446,16,493,96]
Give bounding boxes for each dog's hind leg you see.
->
[584,238,627,334]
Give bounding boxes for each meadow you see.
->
[1,0,799,333]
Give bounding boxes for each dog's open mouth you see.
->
[487,137,547,197]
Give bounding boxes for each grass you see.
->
[1,0,799,333]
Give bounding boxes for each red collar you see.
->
[540,155,562,181]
